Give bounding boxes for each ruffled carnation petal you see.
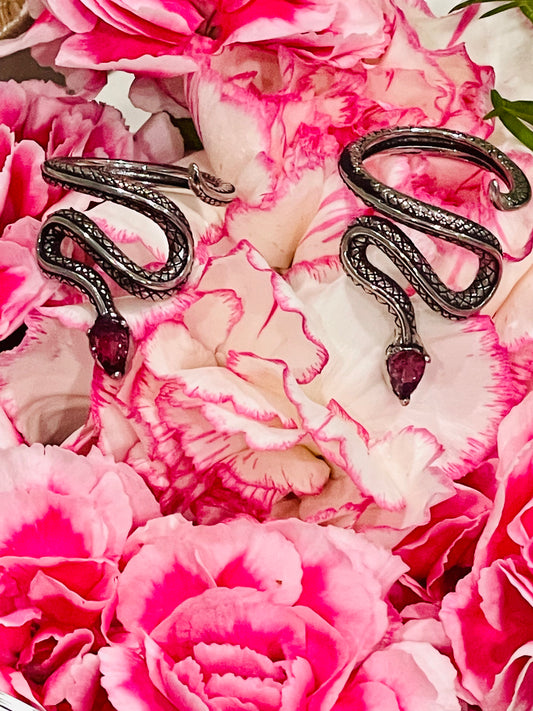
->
[101,515,411,709]
[288,264,516,480]
[0,443,157,709]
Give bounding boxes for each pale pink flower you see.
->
[99,514,411,710]
[440,393,533,708]
[0,313,95,445]
[29,217,453,535]
[65,236,337,519]
[0,443,159,711]
[287,210,518,483]
[334,641,461,710]
[0,404,21,447]
[0,163,515,543]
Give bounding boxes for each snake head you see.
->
[88,313,130,378]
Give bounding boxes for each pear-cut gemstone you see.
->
[88,314,129,378]
[386,347,427,404]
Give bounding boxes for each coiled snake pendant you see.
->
[37,157,235,378]
[339,126,531,404]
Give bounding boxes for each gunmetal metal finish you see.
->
[339,126,530,359]
[37,157,236,317]
[36,157,235,376]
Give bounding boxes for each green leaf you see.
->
[517,0,533,20]
[486,90,533,127]
[497,111,533,150]
[449,0,516,12]
[448,0,533,22]
[480,2,522,17]
[484,90,533,151]
[169,116,204,153]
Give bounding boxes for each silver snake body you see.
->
[37,157,235,377]
[37,157,235,317]
[339,127,531,349]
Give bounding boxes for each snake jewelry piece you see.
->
[37,157,235,378]
[339,126,531,405]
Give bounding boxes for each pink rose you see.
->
[440,393,533,708]
[99,514,412,710]
[0,443,159,711]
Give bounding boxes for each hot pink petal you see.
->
[100,515,412,708]
[0,443,157,709]
[395,482,492,599]
[100,644,185,711]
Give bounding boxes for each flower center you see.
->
[195,8,222,39]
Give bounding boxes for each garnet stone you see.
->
[87,314,130,378]
[386,346,427,405]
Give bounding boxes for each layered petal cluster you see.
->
[0,156,519,545]
[150,4,493,270]
[0,444,159,710]
[441,395,533,708]
[98,514,459,710]
[0,2,530,709]
[0,0,393,87]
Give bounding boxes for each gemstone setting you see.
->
[386,345,428,405]
[87,314,130,378]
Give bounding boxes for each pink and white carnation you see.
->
[0,120,520,546]
[0,210,507,549]
[0,1,531,709]
[97,513,459,710]
[440,394,533,709]
[0,443,159,711]
[0,217,445,537]
[126,0,494,270]
[0,0,394,90]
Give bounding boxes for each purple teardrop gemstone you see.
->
[386,347,427,404]
[87,314,130,378]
